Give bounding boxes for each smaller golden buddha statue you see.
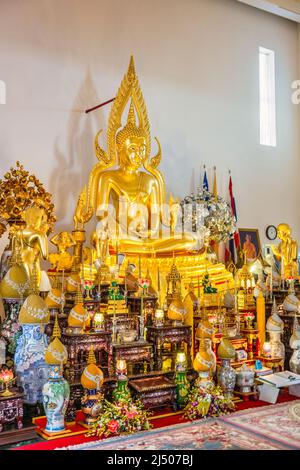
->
[11,206,49,289]
[49,231,75,271]
[272,223,298,279]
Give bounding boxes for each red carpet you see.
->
[14,392,298,450]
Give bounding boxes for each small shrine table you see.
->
[146,325,192,371]
[129,375,177,410]
[0,389,23,433]
[62,330,113,382]
[112,340,153,374]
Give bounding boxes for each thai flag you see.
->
[225,173,240,263]
[203,169,209,192]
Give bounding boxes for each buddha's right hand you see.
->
[74,188,93,228]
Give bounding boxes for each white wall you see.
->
[0,0,299,255]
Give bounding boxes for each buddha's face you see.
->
[120,136,147,170]
[277,224,290,241]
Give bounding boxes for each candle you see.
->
[155,308,164,326]
[234,273,238,311]
[197,276,200,314]
[115,241,119,266]
[256,292,265,350]
[176,351,187,371]
[0,339,5,366]
[281,255,285,288]
[116,358,127,377]
[93,313,104,331]
[270,268,273,300]
[262,341,271,358]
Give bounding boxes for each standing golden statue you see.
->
[74,56,200,260]
[272,223,298,278]
[11,206,49,289]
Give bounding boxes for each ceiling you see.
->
[237,0,300,22]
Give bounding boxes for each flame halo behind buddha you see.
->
[74,56,202,258]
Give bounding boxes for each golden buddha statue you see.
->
[272,223,298,279]
[73,56,233,294]
[74,56,200,260]
[11,206,49,289]
[49,231,75,271]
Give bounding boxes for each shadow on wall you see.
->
[49,68,105,234]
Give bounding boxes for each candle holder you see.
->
[0,368,15,397]
[93,313,105,332]
[175,351,187,372]
[245,312,255,329]
[138,278,150,340]
[0,339,6,366]
[154,308,164,327]
[262,341,271,358]
[116,358,127,379]
[113,359,131,403]
[175,352,189,409]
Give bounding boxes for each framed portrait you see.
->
[238,228,261,262]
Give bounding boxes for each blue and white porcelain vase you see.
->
[42,364,70,433]
[14,323,49,404]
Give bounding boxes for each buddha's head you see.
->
[116,100,147,170]
[277,223,291,241]
[22,205,45,231]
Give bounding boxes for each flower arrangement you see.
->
[180,189,236,244]
[244,311,255,328]
[138,278,150,290]
[87,397,151,438]
[83,280,94,291]
[184,385,235,421]
[245,312,255,322]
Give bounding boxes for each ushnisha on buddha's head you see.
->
[116,101,147,171]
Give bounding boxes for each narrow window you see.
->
[0,80,6,104]
[259,47,276,146]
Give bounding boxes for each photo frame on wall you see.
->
[238,228,261,262]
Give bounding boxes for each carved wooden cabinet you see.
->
[0,390,23,432]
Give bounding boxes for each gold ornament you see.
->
[195,320,214,340]
[45,315,68,364]
[10,205,49,292]
[0,264,30,299]
[45,288,65,309]
[193,350,213,373]
[167,298,187,322]
[68,303,90,328]
[19,294,50,324]
[81,347,104,390]
[0,161,56,236]
[48,232,75,271]
[217,338,235,360]
[271,223,298,279]
[66,273,81,293]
